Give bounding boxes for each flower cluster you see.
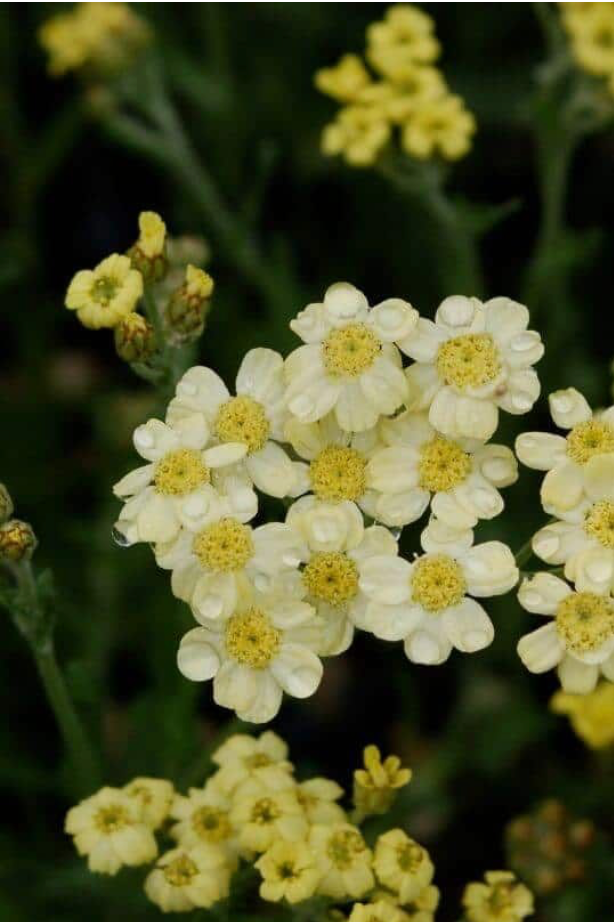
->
[515,388,614,694]
[65,733,438,917]
[64,211,214,365]
[560,3,614,99]
[113,282,543,721]
[39,2,150,78]
[551,682,614,749]
[315,4,476,167]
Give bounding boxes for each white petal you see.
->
[236,348,284,404]
[252,522,305,574]
[515,432,567,471]
[137,494,179,543]
[369,298,418,342]
[600,651,614,681]
[442,598,494,652]
[404,623,453,665]
[484,297,530,342]
[517,622,564,672]
[113,464,154,498]
[557,655,599,694]
[350,525,398,562]
[461,541,518,596]
[133,419,179,461]
[429,389,498,442]
[287,376,341,424]
[518,572,571,614]
[532,521,584,565]
[289,303,330,343]
[359,356,408,418]
[405,363,441,411]
[570,548,614,594]
[284,418,328,461]
[474,444,518,487]
[435,295,483,334]
[379,410,434,448]
[367,446,420,493]
[420,516,474,556]
[549,388,592,429]
[177,628,220,681]
[374,489,430,527]
[430,491,477,530]
[452,473,504,522]
[287,498,364,552]
[170,412,210,449]
[359,555,412,604]
[541,461,584,513]
[271,645,323,698]
[323,282,368,323]
[203,443,248,468]
[584,454,614,501]
[246,443,296,498]
[397,317,446,361]
[335,381,380,432]
[213,662,262,715]
[496,369,540,415]
[365,601,424,641]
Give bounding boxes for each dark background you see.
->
[2,4,614,920]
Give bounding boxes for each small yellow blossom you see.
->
[349,901,411,922]
[123,777,175,829]
[231,789,308,854]
[310,822,374,900]
[401,93,476,160]
[551,684,614,749]
[65,253,143,330]
[0,519,37,562]
[144,844,230,913]
[367,5,440,77]
[136,211,166,260]
[372,883,440,921]
[353,745,411,819]
[322,105,391,167]
[315,54,372,102]
[65,786,157,875]
[296,777,346,825]
[184,264,214,300]
[169,783,239,864]
[561,3,614,80]
[462,871,534,922]
[255,840,321,904]
[373,830,435,904]
[210,731,295,797]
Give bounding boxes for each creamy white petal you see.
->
[113,464,154,498]
[505,331,544,370]
[375,489,430,528]
[379,410,434,448]
[169,366,229,421]
[170,412,210,450]
[532,521,586,565]
[245,442,296,498]
[359,555,412,605]
[517,622,564,672]
[287,376,342,424]
[549,388,592,429]
[360,355,408,416]
[284,418,328,460]
[461,541,518,596]
[133,419,179,461]
[496,369,540,415]
[251,522,305,574]
[557,655,599,694]
[335,380,380,432]
[323,282,368,324]
[397,317,446,361]
[349,525,398,563]
[364,601,424,641]
[474,444,518,487]
[429,389,498,442]
[515,432,568,471]
[584,454,614,501]
[192,573,238,623]
[214,662,265,717]
[601,652,614,681]
[420,516,474,556]
[435,295,483,335]
[518,572,571,614]
[176,486,225,531]
[453,473,504,521]
[404,622,453,665]
[484,297,529,342]
[369,298,418,342]
[177,628,221,681]
[236,348,284,404]
[366,446,420,493]
[137,493,179,543]
[430,491,477,530]
[289,303,331,343]
[442,598,494,652]
[269,599,317,630]
[271,645,323,698]
[287,498,364,552]
[405,363,441,411]
[541,460,584,513]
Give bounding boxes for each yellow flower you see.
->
[462,871,534,922]
[65,786,157,875]
[136,211,166,259]
[551,684,614,749]
[349,900,411,922]
[123,777,175,829]
[561,3,614,78]
[255,840,321,904]
[353,745,411,820]
[322,105,391,167]
[65,253,143,329]
[367,5,440,78]
[373,830,434,904]
[39,2,150,78]
[358,68,447,122]
[315,54,372,102]
[210,731,295,797]
[296,777,346,825]
[230,789,308,854]
[0,519,37,562]
[169,782,239,864]
[372,883,440,922]
[144,845,230,912]
[184,264,215,300]
[401,93,476,161]
[309,822,374,900]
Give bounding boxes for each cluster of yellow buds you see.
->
[506,800,596,897]
[560,3,614,99]
[65,731,443,918]
[550,683,614,750]
[0,484,36,564]
[64,211,214,365]
[38,2,150,80]
[316,4,476,168]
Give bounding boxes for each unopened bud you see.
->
[114,312,157,363]
[164,265,214,344]
[0,519,37,562]
[127,211,167,282]
[0,484,14,525]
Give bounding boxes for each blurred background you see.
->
[2,4,614,920]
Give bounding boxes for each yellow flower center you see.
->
[397,841,425,873]
[584,501,614,549]
[410,555,466,612]
[327,829,366,869]
[192,518,254,572]
[322,323,381,377]
[418,436,472,492]
[277,860,299,880]
[250,797,281,825]
[94,804,131,834]
[215,395,270,454]
[309,445,367,502]
[225,607,281,668]
[163,854,198,887]
[191,806,231,843]
[128,783,153,805]
[487,882,515,913]
[556,592,614,654]
[436,333,501,390]
[154,449,210,496]
[92,275,118,305]
[566,420,614,465]
[246,752,272,768]
[302,551,359,606]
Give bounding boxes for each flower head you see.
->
[462,870,534,922]
[65,253,143,330]
[285,283,417,432]
[256,840,321,903]
[551,682,614,748]
[65,786,157,875]
[403,296,543,441]
[169,781,238,863]
[353,745,411,820]
[316,54,372,102]
[322,106,392,167]
[349,901,412,922]
[123,777,175,829]
[144,844,230,912]
[230,788,308,853]
[373,829,434,904]
[210,731,294,796]
[401,93,476,160]
[366,5,440,77]
[310,822,374,900]
[0,519,37,562]
[296,777,346,825]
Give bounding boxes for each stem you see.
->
[180,716,245,788]
[514,536,535,569]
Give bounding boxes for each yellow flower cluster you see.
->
[560,3,614,99]
[316,4,476,167]
[462,870,534,922]
[551,682,614,749]
[65,732,442,917]
[39,2,150,78]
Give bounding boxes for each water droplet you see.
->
[387,525,403,540]
[112,526,131,548]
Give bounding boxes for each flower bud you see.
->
[164,265,214,345]
[114,312,157,364]
[0,519,37,562]
[0,484,14,525]
[127,211,167,282]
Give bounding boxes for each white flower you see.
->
[176,585,324,723]
[113,418,255,546]
[285,282,418,432]
[166,349,304,499]
[517,572,614,694]
[516,388,614,515]
[367,410,518,529]
[287,497,399,655]
[402,295,543,441]
[155,517,304,623]
[359,529,518,664]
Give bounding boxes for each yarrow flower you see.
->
[404,295,543,441]
[285,282,417,432]
[65,253,143,330]
[462,870,534,922]
[210,730,294,796]
[169,782,239,864]
[560,2,614,98]
[517,573,614,694]
[353,745,412,820]
[551,683,614,749]
[144,844,231,912]
[373,829,435,904]
[309,822,375,899]
[255,840,321,903]
[123,777,175,830]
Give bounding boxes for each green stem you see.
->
[514,537,535,569]
[180,716,245,788]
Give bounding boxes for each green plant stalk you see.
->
[14,562,101,794]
